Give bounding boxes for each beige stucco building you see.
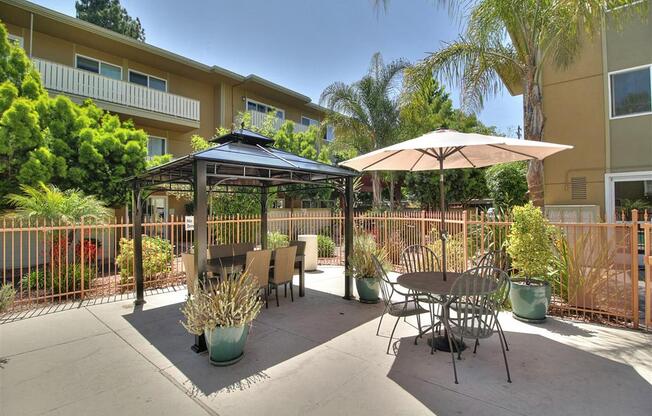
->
[507,6,652,222]
[0,0,331,215]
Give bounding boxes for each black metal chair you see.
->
[473,250,511,350]
[443,266,511,384]
[372,255,429,354]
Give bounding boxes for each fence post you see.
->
[631,209,639,329]
[80,216,85,300]
[462,210,468,268]
[236,213,240,243]
[479,211,485,254]
[288,210,293,240]
[420,210,426,246]
[644,223,651,330]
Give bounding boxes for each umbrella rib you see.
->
[487,144,538,160]
[457,148,476,168]
[360,149,403,170]
[409,151,427,171]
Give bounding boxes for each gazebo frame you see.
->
[129,129,359,306]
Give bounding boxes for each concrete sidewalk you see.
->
[1,266,651,416]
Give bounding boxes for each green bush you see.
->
[485,162,528,209]
[20,266,94,293]
[116,236,173,283]
[506,202,555,281]
[317,235,335,257]
[0,284,16,313]
[267,231,289,250]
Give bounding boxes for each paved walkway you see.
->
[1,266,651,416]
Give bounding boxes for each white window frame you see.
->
[604,170,652,222]
[128,69,167,92]
[245,98,284,119]
[608,64,652,120]
[8,33,23,48]
[301,116,319,126]
[75,54,123,80]
[146,135,167,159]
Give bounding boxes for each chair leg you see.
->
[473,338,479,354]
[376,309,386,336]
[285,283,287,298]
[387,316,400,355]
[290,283,294,301]
[430,304,437,354]
[275,286,279,307]
[265,287,269,309]
[414,312,422,345]
[496,319,509,351]
[446,328,459,384]
[498,329,512,383]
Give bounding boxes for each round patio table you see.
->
[397,271,466,353]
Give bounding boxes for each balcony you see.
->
[238,110,313,134]
[33,58,200,127]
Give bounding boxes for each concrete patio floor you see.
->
[1,266,651,416]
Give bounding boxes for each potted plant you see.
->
[506,202,555,323]
[181,271,262,366]
[349,232,387,303]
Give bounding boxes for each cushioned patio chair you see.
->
[268,245,297,307]
[245,249,272,308]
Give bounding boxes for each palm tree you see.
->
[321,52,409,207]
[377,0,645,207]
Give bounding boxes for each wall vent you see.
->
[571,177,587,200]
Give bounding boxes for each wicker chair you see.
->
[268,245,297,307]
[443,266,511,384]
[289,240,306,275]
[245,249,272,308]
[372,255,429,354]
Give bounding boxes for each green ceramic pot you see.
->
[509,278,551,323]
[355,277,380,304]
[205,325,249,366]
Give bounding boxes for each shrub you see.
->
[181,271,263,334]
[116,235,172,283]
[0,284,16,313]
[428,234,465,271]
[20,266,94,293]
[485,161,528,209]
[506,202,555,282]
[317,235,335,257]
[267,231,289,250]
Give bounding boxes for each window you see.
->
[609,65,652,118]
[75,55,122,80]
[245,98,284,119]
[8,33,23,48]
[129,70,167,92]
[325,125,335,142]
[301,116,319,127]
[147,136,166,158]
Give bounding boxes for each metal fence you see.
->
[0,210,646,328]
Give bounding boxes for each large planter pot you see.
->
[509,278,551,323]
[355,277,380,304]
[204,325,250,366]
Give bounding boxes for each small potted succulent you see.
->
[181,271,262,366]
[348,232,387,303]
[506,202,555,323]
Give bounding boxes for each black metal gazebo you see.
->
[129,128,358,305]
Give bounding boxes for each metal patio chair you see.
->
[372,255,429,354]
[443,266,511,384]
[400,245,442,337]
[472,250,511,350]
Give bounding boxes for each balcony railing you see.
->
[33,58,200,122]
[239,110,312,133]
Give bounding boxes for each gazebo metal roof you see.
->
[132,128,357,190]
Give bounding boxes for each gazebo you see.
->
[129,128,359,305]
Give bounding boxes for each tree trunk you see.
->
[523,70,545,208]
[371,171,382,208]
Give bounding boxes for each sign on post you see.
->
[185,216,194,231]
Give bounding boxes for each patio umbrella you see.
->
[340,129,572,279]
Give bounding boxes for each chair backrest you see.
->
[372,255,394,310]
[289,240,306,256]
[272,245,297,284]
[232,242,255,256]
[401,245,440,273]
[447,266,507,339]
[245,249,272,289]
[181,253,196,296]
[475,250,510,272]
[207,244,234,259]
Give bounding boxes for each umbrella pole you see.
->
[439,156,447,281]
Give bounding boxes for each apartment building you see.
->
[506,4,651,222]
[0,0,330,216]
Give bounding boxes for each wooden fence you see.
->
[0,210,646,329]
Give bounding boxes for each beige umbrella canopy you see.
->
[340,129,572,278]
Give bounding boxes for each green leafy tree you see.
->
[320,52,409,207]
[76,0,146,41]
[0,24,148,208]
[378,0,646,208]
[485,161,528,209]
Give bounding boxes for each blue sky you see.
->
[33,0,523,134]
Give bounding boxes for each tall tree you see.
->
[378,0,646,207]
[76,0,146,41]
[320,52,409,208]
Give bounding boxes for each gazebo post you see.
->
[191,159,208,353]
[260,185,268,250]
[343,177,354,300]
[132,183,145,305]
